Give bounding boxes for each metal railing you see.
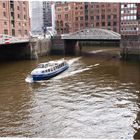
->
[0,34,29,45]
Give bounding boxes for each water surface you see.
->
[0,52,139,138]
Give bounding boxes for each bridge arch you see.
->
[62,28,121,40]
[61,28,121,55]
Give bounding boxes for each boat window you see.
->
[37,64,44,68]
[48,69,50,72]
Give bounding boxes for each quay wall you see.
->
[30,37,51,59]
[120,35,140,61]
[30,36,65,58]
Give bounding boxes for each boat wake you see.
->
[53,63,100,80]
[68,57,81,65]
[25,74,34,83]
[53,67,90,80]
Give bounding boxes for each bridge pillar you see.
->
[64,40,77,55]
[120,35,140,61]
[30,37,38,60]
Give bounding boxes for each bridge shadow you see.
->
[0,42,30,61]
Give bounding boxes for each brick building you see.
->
[55,2,120,34]
[0,0,30,37]
[88,3,120,33]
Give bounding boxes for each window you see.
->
[65,14,68,19]
[102,22,105,26]
[107,3,110,7]
[85,22,88,27]
[24,15,26,20]
[85,6,88,11]
[57,8,61,12]
[75,17,78,21]
[4,29,8,34]
[107,9,111,13]
[113,22,117,26]
[102,4,105,8]
[25,30,28,35]
[3,3,5,8]
[4,21,7,25]
[3,11,6,17]
[96,5,99,8]
[85,15,88,20]
[18,30,21,35]
[58,14,61,19]
[80,17,83,20]
[124,4,127,8]
[96,15,99,20]
[96,9,99,13]
[107,15,111,20]
[121,10,124,14]
[96,22,99,26]
[91,24,94,27]
[101,15,105,19]
[91,16,94,20]
[12,29,15,36]
[64,7,68,11]
[17,6,19,10]
[75,23,78,28]
[11,21,15,28]
[108,22,111,26]
[24,7,26,11]
[113,28,117,32]
[102,9,105,13]
[113,15,117,19]
[113,9,117,12]
[18,14,20,19]
[80,23,83,27]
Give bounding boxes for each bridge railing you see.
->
[0,34,29,45]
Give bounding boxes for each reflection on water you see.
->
[0,53,139,138]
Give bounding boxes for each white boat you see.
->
[31,59,69,81]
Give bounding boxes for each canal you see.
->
[0,48,139,138]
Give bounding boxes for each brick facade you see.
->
[0,1,30,37]
[55,2,120,34]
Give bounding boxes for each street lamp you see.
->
[43,26,47,38]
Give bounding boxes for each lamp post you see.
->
[43,26,47,38]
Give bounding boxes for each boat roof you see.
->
[38,59,66,66]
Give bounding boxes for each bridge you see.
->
[0,34,29,45]
[0,34,31,60]
[61,28,121,54]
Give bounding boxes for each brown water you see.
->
[0,51,139,138]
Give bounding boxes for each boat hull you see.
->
[31,65,69,81]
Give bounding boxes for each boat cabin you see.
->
[37,61,67,73]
